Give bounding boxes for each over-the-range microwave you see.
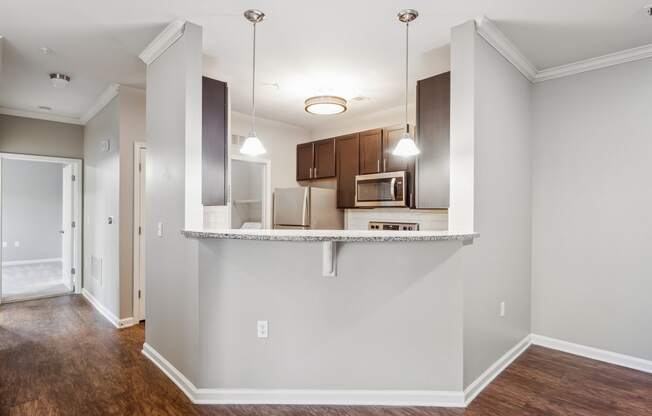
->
[355,171,408,207]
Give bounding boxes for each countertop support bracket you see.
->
[322,241,337,277]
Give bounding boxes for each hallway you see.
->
[0,295,650,415]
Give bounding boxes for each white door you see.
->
[61,164,74,291]
[135,146,146,320]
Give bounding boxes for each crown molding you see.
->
[475,16,537,82]
[139,20,186,65]
[534,43,652,83]
[0,106,83,125]
[80,83,120,124]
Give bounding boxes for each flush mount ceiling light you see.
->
[240,9,267,157]
[304,95,347,115]
[49,73,70,88]
[392,9,421,157]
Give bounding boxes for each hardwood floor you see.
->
[1,295,650,415]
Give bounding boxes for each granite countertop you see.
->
[182,228,478,242]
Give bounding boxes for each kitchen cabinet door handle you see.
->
[308,167,312,179]
[377,160,380,172]
[315,167,318,177]
[383,158,387,172]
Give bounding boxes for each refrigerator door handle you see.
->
[303,188,310,226]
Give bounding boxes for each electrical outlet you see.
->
[257,320,269,338]
[500,301,506,317]
[2,241,6,248]
[157,221,163,237]
[14,241,20,248]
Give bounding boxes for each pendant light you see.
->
[392,9,420,157]
[240,9,267,156]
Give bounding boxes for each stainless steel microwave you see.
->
[355,171,407,207]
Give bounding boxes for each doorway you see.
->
[229,155,271,229]
[133,143,146,322]
[0,154,82,303]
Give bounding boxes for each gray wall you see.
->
[0,114,83,158]
[83,97,121,317]
[1,159,63,262]
[531,58,652,361]
[197,240,464,390]
[452,22,533,389]
[145,23,202,383]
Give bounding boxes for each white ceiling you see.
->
[0,0,651,128]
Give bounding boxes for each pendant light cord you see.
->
[251,21,257,135]
[404,21,410,134]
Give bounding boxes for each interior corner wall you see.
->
[531,58,652,361]
[83,97,121,318]
[0,114,83,158]
[450,21,533,388]
[144,22,203,384]
[117,86,146,319]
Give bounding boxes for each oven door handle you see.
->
[390,177,397,201]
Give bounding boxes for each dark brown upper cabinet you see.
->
[416,71,450,208]
[296,138,336,181]
[383,124,414,173]
[202,77,228,206]
[296,143,314,181]
[359,129,383,174]
[335,133,360,208]
[313,138,336,179]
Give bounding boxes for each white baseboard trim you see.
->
[2,257,62,266]
[81,288,135,329]
[463,334,531,405]
[142,342,465,407]
[531,334,652,374]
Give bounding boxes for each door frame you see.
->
[229,154,272,229]
[132,142,146,321]
[0,152,82,304]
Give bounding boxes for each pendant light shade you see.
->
[241,9,267,156]
[392,9,420,157]
[240,134,266,156]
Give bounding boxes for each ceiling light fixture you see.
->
[49,73,70,88]
[392,9,420,157]
[304,95,347,115]
[240,9,267,157]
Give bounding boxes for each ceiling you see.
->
[0,0,651,128]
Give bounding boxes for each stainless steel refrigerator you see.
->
[273,187,343,229]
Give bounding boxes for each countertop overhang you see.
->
[182,229,478,242]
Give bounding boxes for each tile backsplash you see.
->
[345,208,448,231]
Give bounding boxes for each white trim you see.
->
[0,107,83,125]
[531,334,652,374]
[139,20,186,65]
[2,257,62,266]
[80,83,120,124]
[82,289,136,329]
[534,44,652,83]
[132,142,147,322]
[475,16,537,82]
[142,343,465,407]
[475,16,652,84]
[463,335,531,405]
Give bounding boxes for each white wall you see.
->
[450,21,533,388]
[531,58,652,361]
[1,159,63,262]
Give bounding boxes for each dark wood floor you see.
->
[1,295,651,415]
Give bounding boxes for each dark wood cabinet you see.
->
[296,138,336,181]
[296,143,314,181]
[416,71,450,208]
[359,129,383,174]
[313,138,336,179]
[202,77,228,206]
[335,133,359,208]
[383,125,413,173]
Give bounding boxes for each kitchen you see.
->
[218,10,451,234]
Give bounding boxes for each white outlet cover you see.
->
[257,320,269,338]
[100,139,111,152]
[14,241,20,247]
[1,241,6,248]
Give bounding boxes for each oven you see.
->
[355,171,407,207]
